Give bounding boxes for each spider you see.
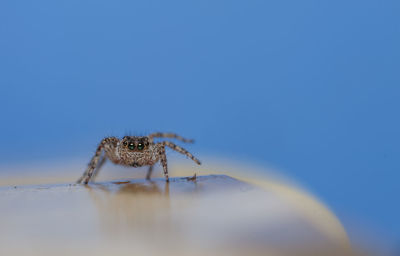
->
[77,132,201,184]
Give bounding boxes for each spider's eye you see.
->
[123,141,127,146]
[128,143,135,150]
[137,143,144,150]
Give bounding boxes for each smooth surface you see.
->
[0,174,355,256]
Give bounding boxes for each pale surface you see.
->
[0,172,358,256]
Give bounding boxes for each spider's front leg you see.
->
[77,145,103,184]
[155,141,201,182]
[148,132,195,143]
[146,165,154,180]
[92,154,107,181]
[161,141,201,165]
[156,144,170,182]
[77,137,118,184]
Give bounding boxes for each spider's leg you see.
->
[162,141,201,165]
[92,154,107,180]
[148,132,194,143]
[146,165,154,180]
[77,137,118,184]
[77,145,104,184]
[157,144,169,182]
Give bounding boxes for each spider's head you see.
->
[120,136,150,152]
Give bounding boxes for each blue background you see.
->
[1,0,399,249]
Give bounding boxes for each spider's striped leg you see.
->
[146,165,154,180]
[162,141,201,165]
[92,154,107,180]
[148,132,194,143]
[77,137,117,184]
[77,145,103,184]
[158,145,169,182]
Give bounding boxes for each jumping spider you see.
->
[77,132,201,184]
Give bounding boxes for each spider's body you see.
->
[77,133,201,184]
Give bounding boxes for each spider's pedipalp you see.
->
[161,141,201,165]
[148,132,194,143]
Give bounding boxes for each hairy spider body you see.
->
[77,133,201,184]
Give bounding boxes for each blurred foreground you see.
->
[0,161,380,255]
